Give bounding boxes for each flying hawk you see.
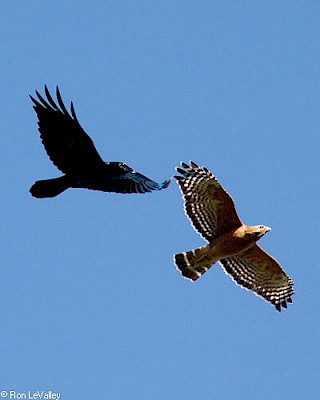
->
[174,161,294,311]
[29,86,170,198]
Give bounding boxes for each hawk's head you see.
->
[248,225,271,240]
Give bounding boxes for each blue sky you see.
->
[1,1,319,399]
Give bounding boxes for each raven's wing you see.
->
[82,163,171,194]
[108,171,171,193]
[30,86,104,175]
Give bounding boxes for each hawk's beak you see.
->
[265,226,272,233]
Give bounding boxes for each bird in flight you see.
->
[174,161,294,311]
[29,86,170,198]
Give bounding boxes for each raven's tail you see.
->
[29,176,70,198]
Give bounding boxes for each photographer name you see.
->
[7,391,60,400]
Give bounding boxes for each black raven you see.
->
[29,86,170,198]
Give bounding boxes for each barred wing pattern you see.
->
[175,161,242,242]
[175,161,294,311]
[219,244,294,311]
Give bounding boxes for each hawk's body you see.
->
[174,161,294,311]
[29,86,170,198]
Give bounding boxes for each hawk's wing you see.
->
[220,244,294,311]
[175,161,242,242]
[30,86,104,175]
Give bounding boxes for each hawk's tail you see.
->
[174,244,215,281]
[30,176,70,198]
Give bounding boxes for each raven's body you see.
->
[30,86,170,198]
